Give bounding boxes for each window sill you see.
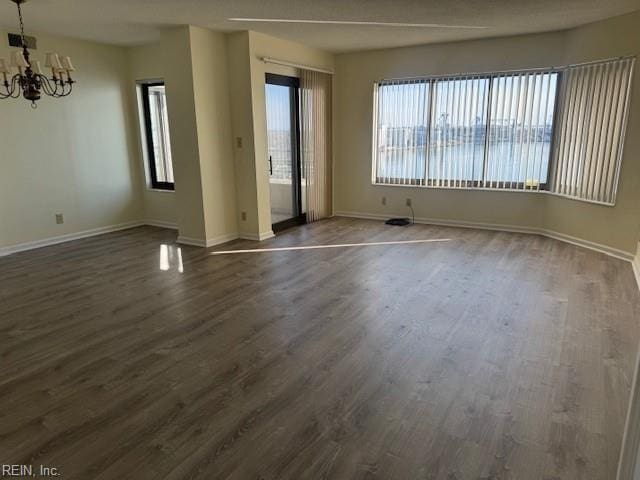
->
[370,182,616,207]
[146,187,175,193]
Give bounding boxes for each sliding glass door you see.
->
[265,74,305,231]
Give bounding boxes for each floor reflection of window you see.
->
[159,244,184,273]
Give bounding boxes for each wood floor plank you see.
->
[0,217,638,479]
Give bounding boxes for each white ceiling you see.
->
[0,0,639,52]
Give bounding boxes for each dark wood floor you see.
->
[1,217,638,479]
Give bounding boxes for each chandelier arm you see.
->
[54,78,68,97]
[51,81,65,98]
[10,74,22,98]
[0,79,14,99]
[61,81,74,97]
[42,75,66,98]
[51,80,73,98]
[0,74,12,98]
[51,77,62,97]
[53,79,64,97]
[38,75,57,96]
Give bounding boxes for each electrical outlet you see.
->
[381,196,387,206]
[236,137,243,148]
[241,211,247,221]
[406,198,412,207]
[55,213,64,224]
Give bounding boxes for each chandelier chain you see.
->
[16,1,26,45]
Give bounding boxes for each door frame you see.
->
[265,73,306,232]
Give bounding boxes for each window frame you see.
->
[140,81,175,191]
[372,68,563,193]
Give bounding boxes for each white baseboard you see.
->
[541,229,634,262]
[334,211,635,262]
[144,219,179,230]
[176,236,206,247]
[0,220,274,257]
[178,232,240,248]
[181,229,275,247]
[0,220,145,257]
[335,210,540,235]
[206,233,241,247]
[5,212,629,264]
[153,221,240,248]
[239,230,275,241]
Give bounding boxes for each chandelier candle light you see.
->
[0,0,76,107]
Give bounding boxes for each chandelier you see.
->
[0,0,76,108]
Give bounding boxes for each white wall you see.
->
[155,26,239,246]
[0,30,143,251]
[158,27,208,243]
[226,31,260,237]
[189,26,238,243]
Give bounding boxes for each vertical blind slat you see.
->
[599,62,621,201]
[508,74,521,190]
[558,69,575,195]
[607,60,630,203]
[585,65,603,199]
[538,73,552,190]
[591,62,613,201]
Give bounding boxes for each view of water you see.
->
[377,141,551,185]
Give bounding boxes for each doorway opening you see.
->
[265,73,306,232]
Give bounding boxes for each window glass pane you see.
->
[147,85,174,185]
[485,73,558,188]
[429,77,488,185]
[266,84,293,180]
[374,81,429,184]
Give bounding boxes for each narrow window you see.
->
[141,82,174,190]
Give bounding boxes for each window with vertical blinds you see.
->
[372,57,634,205]
[428,77,488,187]
[549,58,635,204]
[485,72,558,190]
[372,80,430,185]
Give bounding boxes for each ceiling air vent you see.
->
[8,33,37,49]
